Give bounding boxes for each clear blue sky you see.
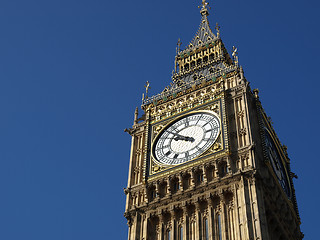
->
[0,0,319,239]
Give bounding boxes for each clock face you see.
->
[264,128,291,199]
[152,111,221,165]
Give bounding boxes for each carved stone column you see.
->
[190,169,196,189]
[127,219,132,240]
[155,181,160,200]
[228,203,235,240]
[202,165,208,184]
[207,198,214,240]
[130,212,138,240]
[226,156,232,175]
[158,213,164,240]
[195,202,201,240]
[169,208,175,240]
[167,178,172,196]
[182,205,188,240]
[178,173,184,192]
[218,192,227,240]
[142,212,149,240]
[214,161,219,179]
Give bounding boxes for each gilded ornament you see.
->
[153,165,161,172]
[213,142,222,151]
[154,125,164,135]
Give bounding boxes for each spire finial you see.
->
[175,38,182,72]
[232,46,239,66]
[134,107,139,124]
[144,81,150,98]
[215,22,220,37]
[199,0,210,16]
[177,38,182,53]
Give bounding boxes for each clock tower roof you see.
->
[141,0,236,108]
[185,0,218,52]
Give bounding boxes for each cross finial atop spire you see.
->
[199,0,210,16]
[202,0,208,8]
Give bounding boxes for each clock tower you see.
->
[124,1,303,240]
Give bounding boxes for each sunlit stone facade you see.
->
[124,1,303,239]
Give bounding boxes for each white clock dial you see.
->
[152,112,221,165]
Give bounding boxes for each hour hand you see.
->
[173,135,195,142]
[173,135,184,141]
[168,131,194,142]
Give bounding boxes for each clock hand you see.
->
[173,135,195,142]
[167,131,195,142]
[180,136,195,142]
[167,131,183,137]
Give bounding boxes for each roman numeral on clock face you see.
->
[184,118,189,127]
[195,114,203,125]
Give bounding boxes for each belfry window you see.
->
[151,190,156,200]
[173,181,180,192]
[218,162,228,177]
[196,172,204,184]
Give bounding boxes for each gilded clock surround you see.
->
[124,1,303,240]
[148,98,228,180]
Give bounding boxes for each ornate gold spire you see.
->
[186,0,215,49]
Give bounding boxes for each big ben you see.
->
[124,1,303,239]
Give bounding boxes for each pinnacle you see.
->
[182,0,217,52]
